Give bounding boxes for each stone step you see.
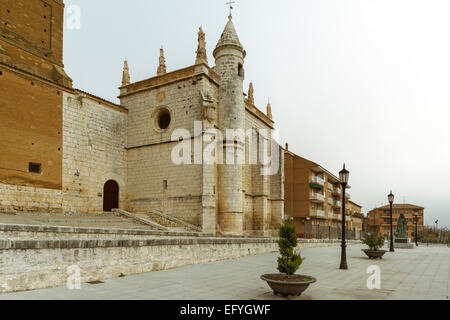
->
[0,212,156,230]
[112,209,168,231]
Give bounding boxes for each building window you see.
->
[238,63,244,78]
[163,180,168,191]
[154,108,171,131]
[28,163,41,174]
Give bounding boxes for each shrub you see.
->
[277,220,304,276]
[363,232,385,250]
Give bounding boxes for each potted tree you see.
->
[261,220,316,299]
[362,232,387,259]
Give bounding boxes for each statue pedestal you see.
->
[394,238,415,249]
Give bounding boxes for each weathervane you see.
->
[226,0,235,16]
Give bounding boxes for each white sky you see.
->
[63,0,450,228]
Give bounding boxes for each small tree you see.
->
[363,232,385,251]
[277,220,303,276]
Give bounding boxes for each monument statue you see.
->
[395,214,408,238]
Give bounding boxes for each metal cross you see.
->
[226,0,235,15]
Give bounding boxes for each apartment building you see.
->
[367,204,424,239]
[284,147,361,238]
[347,201,364,238]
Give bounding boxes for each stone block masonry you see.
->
[0,238,360,293]
[62,91,127,213]
[0,90,128,214]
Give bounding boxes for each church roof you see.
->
[215,15,243,51]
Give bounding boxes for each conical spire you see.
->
[247,82,254,105]
[195,27,208,65]
[266,99,272,119]
[122,59,130,86]
[157,47,167,76]
[214,15,244,56]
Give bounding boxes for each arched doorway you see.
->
[103,180,119,212]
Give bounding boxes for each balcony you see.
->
[311,209,325,218]
[332,200,342,208]
[310,192,325,203]
[309,175,325,186]
[345,192,351,200]
[327,197,334,205]
[327,183,334,191]
[332,186,341,196]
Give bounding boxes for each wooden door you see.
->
[103,180,119,212]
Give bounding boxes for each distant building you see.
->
[284,147,363,238]
[347,201,364,239]
[367,204,424,238]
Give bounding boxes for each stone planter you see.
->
[261,274,316,299]
[362,249,387,259]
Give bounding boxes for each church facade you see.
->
[0,0,283,236]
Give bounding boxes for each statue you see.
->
[157,47,167,76]
[248,82,254,105]
[395,214,408,238]
[195,27,208,65]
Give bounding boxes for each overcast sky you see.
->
[63,0,450,228]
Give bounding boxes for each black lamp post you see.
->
[388,191,395,252]
[318,223,320,239]
[413,212,418,246]
[339,164,349,270]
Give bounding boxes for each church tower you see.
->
[213,15,246,235]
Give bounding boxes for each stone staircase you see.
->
[0,211,157,231]
[113,209,202,233]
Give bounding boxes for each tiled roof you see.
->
[376,204,424,210]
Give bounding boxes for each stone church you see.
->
[0,0,284,236]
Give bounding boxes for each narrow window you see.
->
[163,180,168,191]
[238,63,244,77]
[29,163,41,174]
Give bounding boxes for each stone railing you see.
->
[112,209,168,231]
[147,210,202,233]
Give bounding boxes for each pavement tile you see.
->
[1,244,449,300]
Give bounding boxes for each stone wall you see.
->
[0,238,359,294]
[121,71,211,226]
[0,184,63,213]
[126,143,203,226]
[0,91,128,214]
[61,91,127,213]
[243,106,284,236]
[0,237,277,293]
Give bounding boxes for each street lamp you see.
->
[339,164,349,270]
[388,191,395,252]
[413,212,418,247]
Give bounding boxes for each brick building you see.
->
[367,204,424,239]
[0,1,283,236]
[284,148,363,238]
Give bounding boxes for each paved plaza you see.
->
[1,244,449,300]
